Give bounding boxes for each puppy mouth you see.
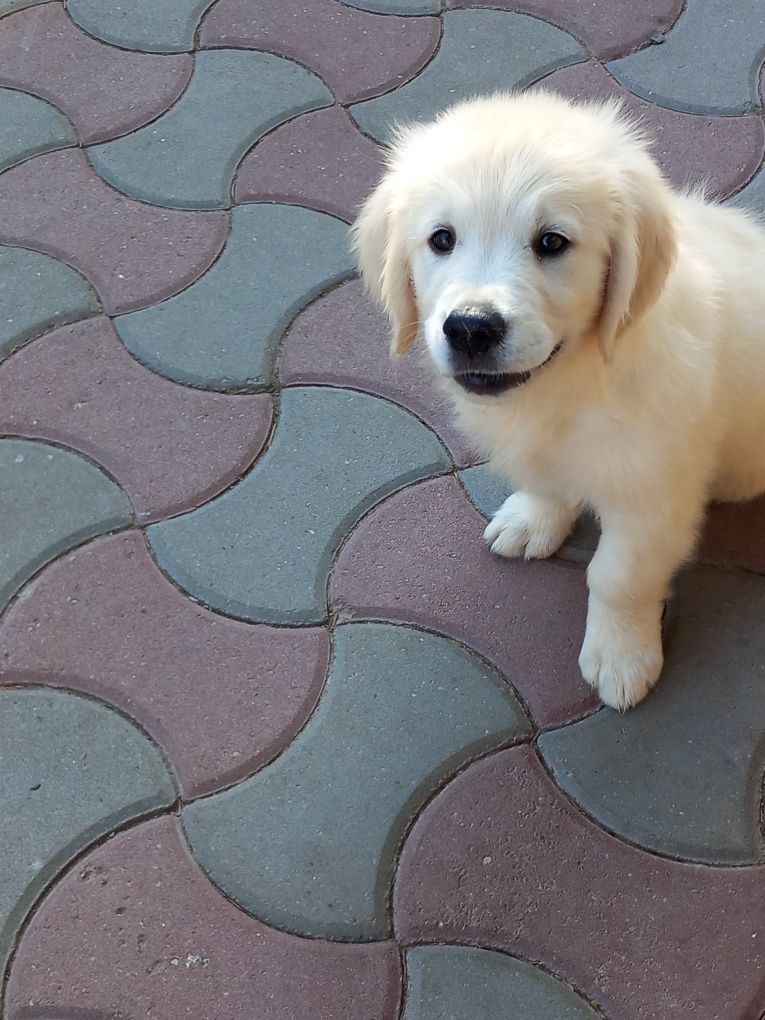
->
[453,343,562,396]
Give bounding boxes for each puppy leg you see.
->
[579,499,703,710]
[485,492,578,560]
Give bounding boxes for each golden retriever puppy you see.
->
[352,90,765,710]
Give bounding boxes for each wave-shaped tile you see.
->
[0,5,193,144]
[5,817,401,1020]
[544,61,765,200]
[331,476,596,727]
[0,150,228,314]
[67,0,215,53]
[88,50,331,210]
[148,387,450,624]
[0,687,174,977]
[279,279,477,466]
[608,0,765,115]
[0,0,47,12]
[199,0,440,105]
[350,9,585,142]
[445,0,683,61]
[0,246,98,362]
[0,316,273,522]
[0,87,74,173]
[0,438,131,612]
[0,532,329,799]
[342,0,439,13]
[727,165,765,219]
[394,745,765,1019]
[234,107,383,223]
[184,622,529,939]
[115,204,352,390]
[538,567,765,864]
[403,946,599,1019]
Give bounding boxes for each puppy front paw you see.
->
[484,492,575,560]
[579,603,663,711]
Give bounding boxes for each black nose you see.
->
[443,308,506,356]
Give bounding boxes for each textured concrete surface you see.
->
[115,204,353,389]
[0,687,174,976]
[0,246,98,361]
[89,50,331,210]
[3,2,765,1018]
[403,946,599,1019]
[0,4,193,144]
[0,438,131,610]
[0,150,228,314]
[184,622,529,939]
[351,10,586,141]
[149,388,450,622]
[0,87,75,173]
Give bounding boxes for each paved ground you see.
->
[1,1,765,1017]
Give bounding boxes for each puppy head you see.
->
[352,91,676,398]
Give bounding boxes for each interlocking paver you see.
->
[332,476,597,726]
[200,0,440,105]
[0,531,329,799]
[403,946,599,1019]
[0,246,98,362]
[114,204,352,390]
[0,316,273,521]
[351,9,585,141]
[184,622,529,939]
[0,87,74,173]
[5,817,402,1020]
[88,50,331,210]
[234,107,383,223]
[148,387,450,623]
[0,149,228,314]
[445,0,684,60]
[545,61,765,199]
[609,0,765,115]
[342,0,439,13]
[0,0,47,13]
[67,0,215,53]
[538,568,765,864]
[279,279,477,465]
[729,167,765,218]
[0,438,131,612]
[394,745,765,1019]
[0,4,193,144]
[0,687,174,976]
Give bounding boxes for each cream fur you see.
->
[352,90,765,710]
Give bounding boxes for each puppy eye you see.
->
[429,227,456,254]
[534,231,569,257]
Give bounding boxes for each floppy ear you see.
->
[598,162,677,359]
[352,174,419,359]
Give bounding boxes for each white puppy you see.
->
[352,90,765,710]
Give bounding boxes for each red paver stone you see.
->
[199,0,440,104]
[0,532,329,799]
[280,280,477,467]
[543,61,765,199]
[0,3,193,144]
[445,0,684,61]
[0,316,273,522]
[698,496,765,573]
[5,816,402,1020]
[330,475,596,727]
[0,149,228,315]
[394,745,765,1019]
[234,106,383,223]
